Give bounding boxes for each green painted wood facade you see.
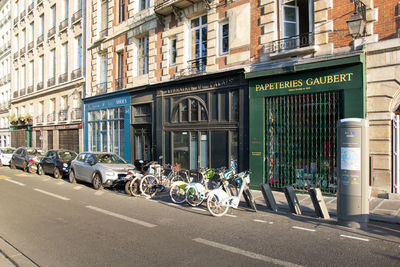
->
[246,54,366,189]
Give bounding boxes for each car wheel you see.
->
[53,167,61,179]
[10,159,15,169]
[23,161,28,172]
[37,164,43,175]
[92,173,103,190]
[69,170,76,184]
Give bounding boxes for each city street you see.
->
[0,167,399,267]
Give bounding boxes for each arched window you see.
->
[171,97,208,123]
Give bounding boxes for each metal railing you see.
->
[37,81,44,90]
[28,41,34,51]
[36,114,44,124]
[58,73,68,83]
[115,77,127,90]
[94,82,107,95]
[71,108,82,120]
[37,34,44,45]
[71,68,82,80]
[270,32,314,53]
[13,51,18,60]
[71,9,82,24]
[27,85,34,94]
[47,112,55,123]
[59,110,68,121]
[13,91,18,98]
[20,10,26,19]
[47,77,55,87]
[59,18,68,32]
[20,47,26,55]
[28,3,34,14]
[37,0,43,5]
[13,17,18,26]
[48,26,56,38]
[183,57,207,75]
[20,88,26,96]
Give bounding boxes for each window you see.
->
[75,35,82,69]
[190,15,207,73]
[118,52,123,80]
[28,61,33,86]
[100,0,108,35]
[51,5,56,27]
[139,0,150,11]
[61,42,68,74]
[50,49,56,78]
[61,95,67,110]
[40,15,44,35]
[132,104,151,123]
[28,103,33,116]
[138,36,149,75]
[38,55,44,82]
[38,101,43,115]
[49,98,55,113]
[119,0,126,23]
[29,23,34,43]
[169,37,177,66]
[20,65,25,89]
[98,53,107,84]
[172,98,207,123]
[63,0,69,19]
[220,21,229,55]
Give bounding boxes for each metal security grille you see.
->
[265,91,343,194]
[59,129,79,153]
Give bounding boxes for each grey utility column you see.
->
[337,118,369,229]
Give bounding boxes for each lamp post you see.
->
[347,0,367,39]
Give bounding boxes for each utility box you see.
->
[337,118,369,229]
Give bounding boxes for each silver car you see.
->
[69,152,136,190]
[0,147,15,166]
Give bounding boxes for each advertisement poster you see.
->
[341,147,361,171]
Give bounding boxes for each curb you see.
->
[0,237,38,267]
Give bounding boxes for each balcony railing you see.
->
[48,26,56,39]
[184,57,207,75]
[13,91,18,98]
[115,77,127,90]
[37,34,44,45]
[13,51,18,60]
[155,0,203,15]
[28,2,34,14]
[47,77,56,87]
[27,85,34,94]
[37,81,44,90]
[59,18,68,32]
[58,73,68,83]
[28,41,34,51]
[37,0,43,6]
[20,47,26,55]
[36,114,44,124]
[20,88,26,96]
[71,108,82,120]
[94,83,107,95]
[20,10,26,19]
[71,68,82,80]
[71,9,82,24]
[270,32,314,53]
[99,28,109,39]
[59,110,68,121]
[13,17,18,26]
[47,112,56,123]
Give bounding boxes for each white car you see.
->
[0,147,15,166]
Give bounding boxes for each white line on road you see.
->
[292,226,316,232]
[94,191,104,196]
[340,235,369,242]
[225,214,237,218]
[5,179,25,186]
[73,186,83,190]
[193,238,304,267]
[166,202,180,207]
[253,219,268,223]
[191,207,205,212]
[326,198,336,204]
[86,205,157,228]
[34,189,70,201]
[57,181,64,185]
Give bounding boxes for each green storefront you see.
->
[246,54,366,193]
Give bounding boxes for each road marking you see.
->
[73,186,83,190]
[191,207,205,212]
[94,191,104,196]
[0,175,9,179]
[225,214,237,218]
[371,201,385,212]
[340,235,369,242]
[392,208,400,217]
[34,189,70,201]
[5,179,25,186]
[16,174,30,177]
[167,202,180,207]
[86,205,157,228]
[42,178,50,181]
[292,226,316,232]
[253,219,268,223]
[193,238,303,267]
[326,198,336,204]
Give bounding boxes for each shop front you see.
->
[151,69,249,171]
[247,54,366,192]
[84,90,131,162]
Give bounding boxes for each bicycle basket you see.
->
[205,168,215,179]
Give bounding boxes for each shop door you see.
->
[133,126,152,162]
[265,91,343,194]
[59,129,79,153]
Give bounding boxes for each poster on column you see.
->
[340,147,361,171]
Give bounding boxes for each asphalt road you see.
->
[0,166,399,267]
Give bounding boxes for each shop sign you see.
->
[165,76,239,95]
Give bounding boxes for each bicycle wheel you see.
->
[243,188,257,212]
[185,185,204,207]
[125,180,133,195]
[130,177,142,197]
[140,175,159,198]
[169,182,187,204]
[170,174,187,185]
[207,194,229,217]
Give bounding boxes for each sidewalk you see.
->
[0,237,37,267]
[251,189,400,224]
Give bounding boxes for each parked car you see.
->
[10,147,45,172]
[69,152,136,190]
[0,147,15,166]
[38,149,78,179]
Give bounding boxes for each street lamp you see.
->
[347,0,367,39]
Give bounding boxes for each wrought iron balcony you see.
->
[37,34,44,45]
[71,68,82,80]
[28,41,34,51]
[20,47,26,55]
[13,51,18,60]
[37,81,44,90]
[94,83,107,95]
[47,77,56,87]
[47,112,55,123]
[37,0,43,6]
[183,57,207,75]
[28,3,34,14]
[13,17,18,26]
[59,18,68,32]
[20,88,26,96]
[270,32,314,54]
[48,26,56,39]
[36,114,44,124]
[27,85,34,94]
[71,108,82,121]
[58,73,68,83]
[20,10,26,18]
[155,0,204,15]
[71,9,82,24]
[115,77,127,90]
[59,110,68,121]
[13,91,18,98]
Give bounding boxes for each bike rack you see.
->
[308,187,330,219]
[242,188,257,211]
[283,186,302,215]
[259,184,278,212]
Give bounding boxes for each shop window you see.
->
[171,97,208,123]
[172,131,208,170]
[133,104,151,124]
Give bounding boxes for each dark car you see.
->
[10,147,45,172]
[38,150,78,179]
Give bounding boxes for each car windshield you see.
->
[27,148,45,156]
[1,148,14,154]
[95,153,127,164]
[59,151,77,161]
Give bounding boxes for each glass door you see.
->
[134,126,152,161]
